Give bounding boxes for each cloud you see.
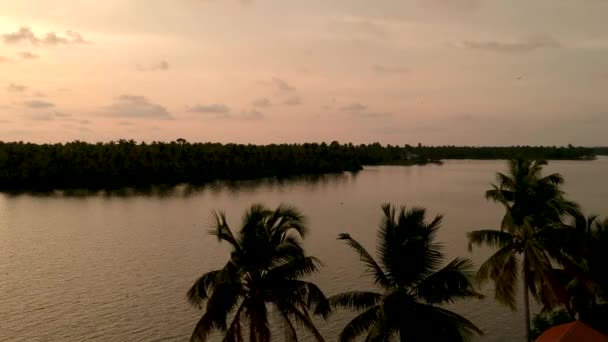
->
[187,103,231,115]
[24,100,54,109]
[186,103,264,120]
[252,97,272,108]
[241,110,264,120]
[0,56,11,63]
[19,51,39,60]
[422,0,481,11]
[23,111,68,121]
[372,64,409,75]
[463,35,560,53]
[283,96,302,106]
[8,83,27,93]
[137,60,170,71]
[258,77,296,92]
[340,103,367,112]
[340,102,390,118]
[104,95,172,119]
[1,27,91,46]
[272,77,295,92]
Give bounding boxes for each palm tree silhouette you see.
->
[330,204,482,341]
[187,203,329,342]
[467,159,579,341]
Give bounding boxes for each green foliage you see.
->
[469,159,579,312]
[187,203,328,342]
[331,204,483,341]
[0,140,596,191]
[530,309,573,340]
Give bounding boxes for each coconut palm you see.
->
[558,214,608,320]
[330,204,483,342]
[467,159,579,341]
[187,203,330,342]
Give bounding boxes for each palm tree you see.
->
[558,214,608,320]
[187,203,330,342]
[330,204,483,341]
[467,159,579,341]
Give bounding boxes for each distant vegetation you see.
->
[594,147,608,156]
[0,140,598,191]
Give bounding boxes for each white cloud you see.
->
[104,95,171,119]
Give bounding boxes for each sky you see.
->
[0,0,607,146]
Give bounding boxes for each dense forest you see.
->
[0,140,598,191]
[594,147,608,155]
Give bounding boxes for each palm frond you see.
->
[276,301,326,342]
[190,312,215,342]
[415,257,483,304]
[467,229,513,251]
[378,206,444,287]
[208,210,240,251]
[275,304,298,342]
[540,172,564,186]
[288,280,332,318]
[475,245,519,309]
[412,304,483,340]
[338,306,382,342]
[268,203,308,240]
[329,291,383,310]
[187,270,221,308]
[338,233,390,288]
[223,303,245,342]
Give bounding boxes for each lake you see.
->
[2,158,607,342]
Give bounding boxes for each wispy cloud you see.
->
[258,77,296,92]
[0,56,11,63]
[103,95,172,119]
[26,111,75,121]
[18,51,39,60]
[8,83,27,93]
[136,60,170,71]
[241,110,264,120]
[340,102,391,118]
[186,103,231,115]
[24,100,55,108]
[340,103,367,112]
[372,64,409,75]
[186,103,264,120]
[1,27,91,46]
[252,97,272,108]
[283,96,302,106]
[463,35,560,53]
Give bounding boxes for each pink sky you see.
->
[1,0,607,145]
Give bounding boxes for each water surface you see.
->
[2,158,607,341]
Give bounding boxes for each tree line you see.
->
[187,159,608,341]
[0,140,597,191]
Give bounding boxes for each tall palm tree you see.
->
[467,159,579,341]
[187,203,330,342]
[330,204,483,342]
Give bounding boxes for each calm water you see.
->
[2,159,608,342]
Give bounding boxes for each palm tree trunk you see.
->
[523,264,531,342]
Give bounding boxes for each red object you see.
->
[536,321,608,342]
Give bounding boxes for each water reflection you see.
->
[1,171,359,199]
